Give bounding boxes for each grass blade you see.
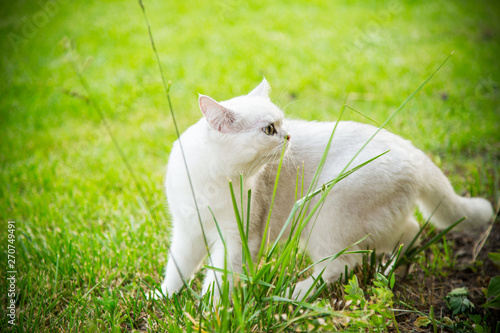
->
[229,180,254,275]
[397,217,465,268]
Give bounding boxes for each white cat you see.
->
[155,79,493,300]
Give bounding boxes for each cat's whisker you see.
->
[282,99,303,112]
[249,149,279,182]
[249,151,275,175]
[283,150,298,176]
[276,85,290,109]
[286,144,298,170]
[264,150,281,181]
[247,150,275,177]
[254,143,288,176]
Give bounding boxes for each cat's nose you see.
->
[285,134,291,141]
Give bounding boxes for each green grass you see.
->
[1,0,499,331]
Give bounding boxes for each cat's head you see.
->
[198,78,290,175]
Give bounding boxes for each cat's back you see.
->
[285,119,415,160]
[280,119,422,186]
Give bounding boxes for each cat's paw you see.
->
[146,287,168,300]
[290,278,316,300]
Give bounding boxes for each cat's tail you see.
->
[416,156,493,231]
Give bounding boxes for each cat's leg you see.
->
[398,216,421,253]
[202,229,258,302]
[157,228,207,298]
[375,215,421,254]
[292,253,361,300]
[380,215,421,276]
[202,240,228,300]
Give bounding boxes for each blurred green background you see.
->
[0,0,499,330]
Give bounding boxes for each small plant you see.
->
[483,276,500,309]
[444,287,499,333]
[487,251,500,268]
[446,287,475,315]
[343,273,398,331]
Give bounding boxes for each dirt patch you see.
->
[394,217,500,332]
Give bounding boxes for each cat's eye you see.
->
[263,123,276,136]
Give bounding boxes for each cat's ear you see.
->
[199,95,239,133]
[247,77,271,100]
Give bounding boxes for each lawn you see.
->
[1,0,499,331]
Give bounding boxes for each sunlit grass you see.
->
[0,0,499,331]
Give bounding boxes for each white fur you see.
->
[155,79,493,300]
